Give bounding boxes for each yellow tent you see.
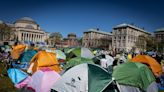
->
[131,55,162,77]
[29,50,62,73]
[11,44,26,59]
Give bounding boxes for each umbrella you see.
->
[51,63,116,92]
[64,57,94,69]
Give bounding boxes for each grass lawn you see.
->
[0,62,18,92]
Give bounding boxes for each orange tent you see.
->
[11,44,26,59]
[131,55,162,76]
[29,50,62,73]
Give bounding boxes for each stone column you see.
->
[34,34,36,42]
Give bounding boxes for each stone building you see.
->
[154,28,164,43]
[112,23,151,52]
[0,17,48,45]
[67,33,79,47]
[82,28,112,50]
[154,28,164,52]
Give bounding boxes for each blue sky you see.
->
[0,0,164,37]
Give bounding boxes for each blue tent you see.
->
[7,68,28,84]
[19,49,37,63]
[12,50,37,69]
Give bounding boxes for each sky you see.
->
[0,0,164,37]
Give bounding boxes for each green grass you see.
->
[0,62,18,92]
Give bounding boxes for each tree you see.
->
[49,32,63,44]
[135,35,157,51]
[0,23,14,41]
[146,36,157,51]
[135,35,147,51]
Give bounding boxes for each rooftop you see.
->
[14,17,37,24]
[84,28,113,35]
[155,28,164,32]
[114,23,151,34]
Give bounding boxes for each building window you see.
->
[124,36,126,39]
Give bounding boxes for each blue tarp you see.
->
[7,68,28,84]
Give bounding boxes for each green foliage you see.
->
[0,23,13,41]
[49,32,63,44]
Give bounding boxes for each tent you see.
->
[11,44,26,59]
[67,47,94,60]
[54,50,66,60]
[112,62,156,91]
[27,68,61,92]
[19,49,37,63]
[7,68,28,85]
[45,49,66,60]
[51,63,117,92]
[13,50,37,69]
[131,55,162,76]
[64,57,94,69]
[28,50,61,74]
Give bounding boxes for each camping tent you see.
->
[11,44,26,59]
[51,63,117,92]
[19,49,37,63]
[112,62,156,91]
[27,68,61,92]
[13,50,38,69]
[64,57,94,69]
[7,68,28,85]
[54,50,66,60]
[28,50,61,74]
[131,55,162,76]
[67,47,94,60]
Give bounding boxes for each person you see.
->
[28,43,35,50]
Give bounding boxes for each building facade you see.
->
[154,28,164,43]
[0,17,48,45]
[112,23,151,52]
[67,33,79,47]
[154,28,164,52]
[82,28,112,50]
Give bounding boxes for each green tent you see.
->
[67,47,94,60]
[64,57,94,69]
[51,63,117,92]
[112,62,155,91]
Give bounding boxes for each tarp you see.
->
[28,50,61,73]
[67,47,94,60]
[131,55,162,76]
[64,57,94,69]
[7,68,28,84]
[112,62,156,91]
[27,68,61,92]
[11,44,26,59]
[51,63,115,92]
